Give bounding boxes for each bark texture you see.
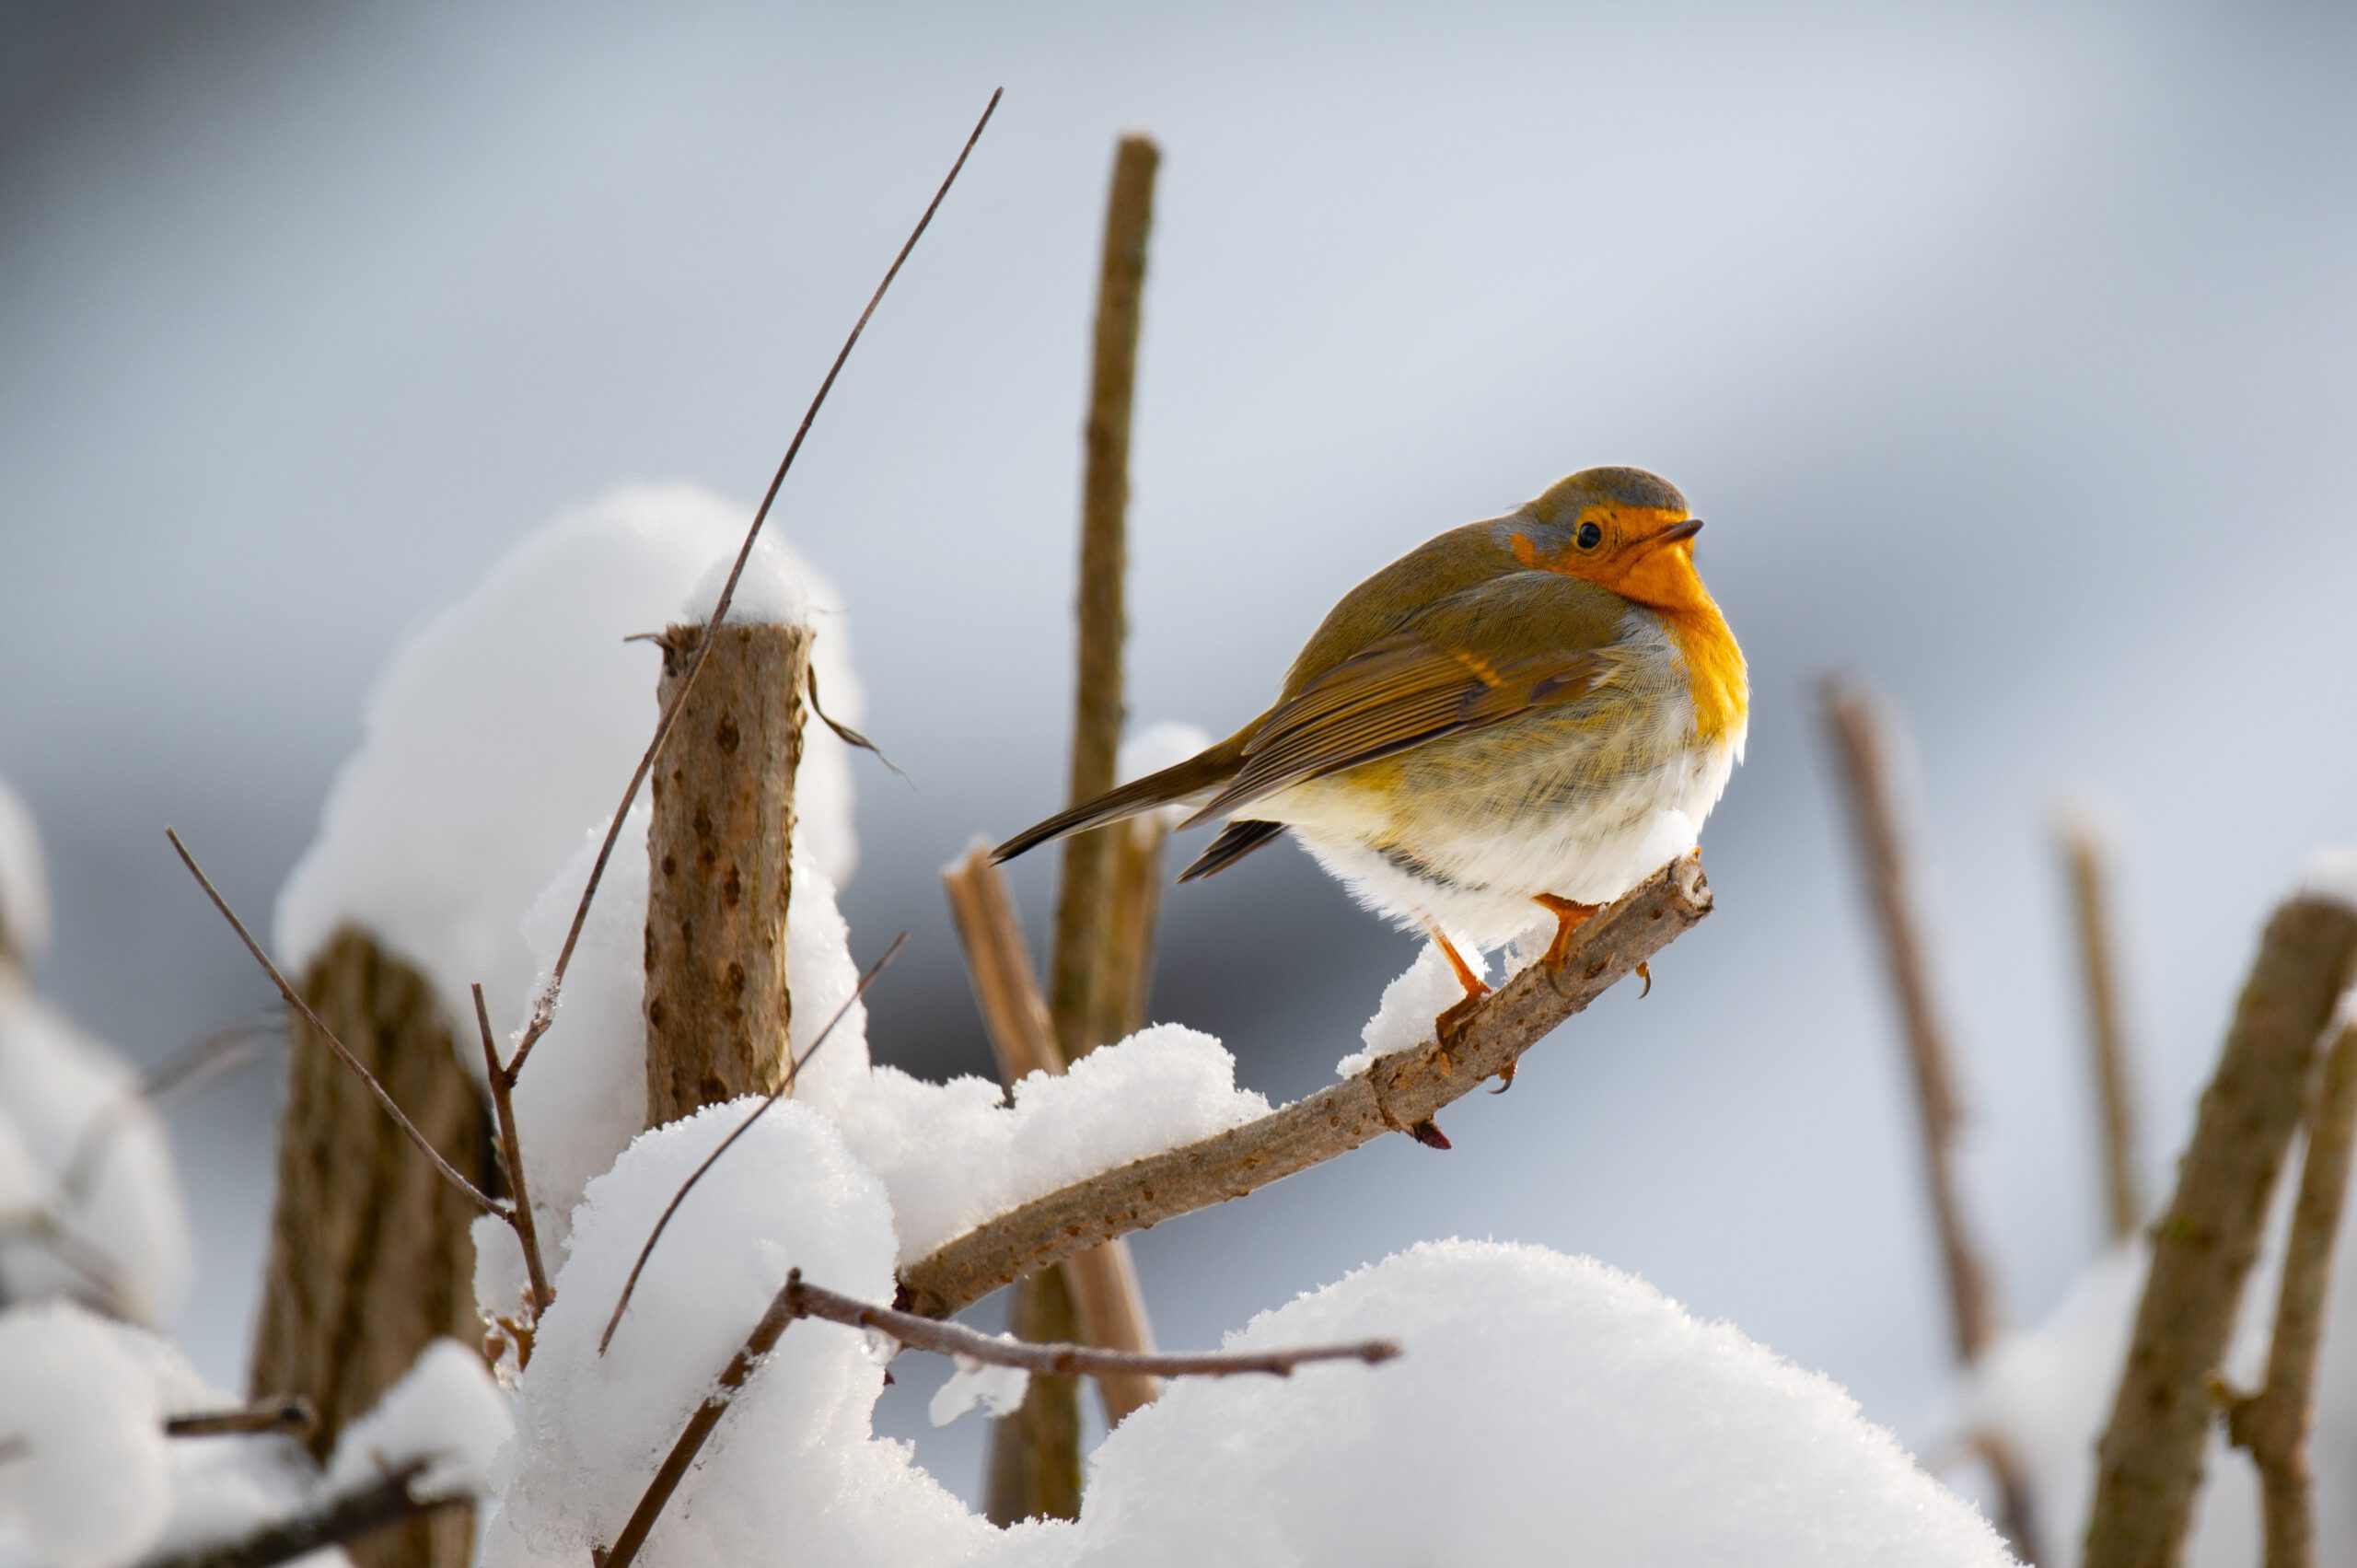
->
[250,927,490,1568]
[643,621,808,1125]
[2084,894,2357,1568]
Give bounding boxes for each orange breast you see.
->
[1664,598,1747,747]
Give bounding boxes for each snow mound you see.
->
[0,1304,169,1568]
[328,1338,513,1499]
[274,484,863,1044]
[987,1240,2016,1568]
[1342,939,1489,1074]
[485,1099,988,1568]
[2302,847,2357,913]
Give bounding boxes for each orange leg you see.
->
[1533,893,1601,970]
[1425,923,1490,1044]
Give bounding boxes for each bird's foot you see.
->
[1425,924,1491,1045]
[1532,893,1601,970]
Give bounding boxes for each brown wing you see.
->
[1185,571,1628,823]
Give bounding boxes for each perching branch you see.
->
[900,853,1713,1320]
[2060,806,2145,1242]
[137,1465,464,1568]
[2084,891,2357,1568]
[473,983,552,1320]
[2224,1014,2357,1568]
[507,86,1001,1086]
[598,1266,1395,1568]
[944,845,1162,1423]
[596,935,905,1356]
[165,830,498,1218]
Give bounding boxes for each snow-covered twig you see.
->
[505,85,1002,1086]
[2085,891,2357,1568]
[137,1464,460,1568]
[58,1021,262,1206]
[946,844,1161,1423]
[598,1266,1397,1568]
[596,935,905,1355]
[900,853,1714,1320]
[165,829,499,1218]
[472,982,553,1318]
[2059,805,2145,1242]
[2224,1015,2357,1568]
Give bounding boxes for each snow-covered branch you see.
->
[899,852,1713,1320]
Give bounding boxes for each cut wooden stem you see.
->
[2225,1014,2357,1568]
[164,1397,316,1440]
[642,621,809,1126]
[2061,807,2145,1241]
[901,854,1713,1320]
[1818,681,2034,1556]
[945,847,1163,1424]
[2084,892,2357,1568]
[504,84,1001,1086]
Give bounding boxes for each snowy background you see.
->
[3,0,2354,1520]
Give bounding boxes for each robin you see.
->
[996,466,1746,1043]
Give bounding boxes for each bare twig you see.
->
[599,1265,1394,1568]
[60,1022,264,1205]
[0,1207,134,1317]
[473,983,552,1320]
[137,1465,462,1568]
[167,830,498,1218]
[793,1268,1393,1379]
[2060,807,2145,1241]
[596,936,905,1356]
[164,1397,316,1440]
[2224,1014,2357,1568]
[509,87,1001,1085]
[944,846,1161,1423]
[900,853,1713,1320]
[2084,892,2357,1568]
[1819,682,2033,1557]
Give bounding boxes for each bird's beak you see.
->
[1649,517,1703,548]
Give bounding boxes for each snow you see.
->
[2302,846,2357,913]
[328,1339,514,1499]
[274,484,864,1048]
[0,778,49,967]
[825,1024,1270,1260]
[1116,722,1213,822]
[960,1240,2016,1567]
[926,1354,1030,1427]
[484,1099,992,1568]
[0,974,192,1326]
[681,552,808,627]
[0,1305,169,1568]
[1341,939,1490,1075]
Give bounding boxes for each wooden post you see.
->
[249,927,492,1568]
[987,130,1160,1526]
[2085,893,2357,1568]
[642,621,810,1125]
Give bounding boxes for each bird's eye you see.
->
[1575,521,1603,551]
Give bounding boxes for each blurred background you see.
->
[3,0,2352,1505]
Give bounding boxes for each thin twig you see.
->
[598,1265,1395,1568]
[164,1397,316,1440]
[596,935,905,1356]
[0,1208,134,1316]
[944,845,1162,1423]
[509,87,1001,1085]
[2059,807,2145,1242]
[2225,1014,2357,1568]
[2084,892,2357,1568]
[793,1268,1393,1378]
[137,1465,462,1568]
[165,829,499,1218]
[900,853,1713,1320]
[60,1022,264,1204]
[475,982,552,1319]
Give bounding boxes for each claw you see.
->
[1636,961,1652,999]
[1489,1059,1519,1095]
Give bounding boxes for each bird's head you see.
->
[1511,467,1710,611]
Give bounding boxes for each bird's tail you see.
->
[993,731,1248,864]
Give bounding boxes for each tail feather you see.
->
[993,734,1247,864]
[1177,819,1287,882]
